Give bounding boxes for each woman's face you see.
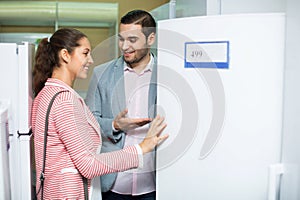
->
[69,37,94,79]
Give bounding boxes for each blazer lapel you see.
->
[148,55,157,119]
[112,58,126,115]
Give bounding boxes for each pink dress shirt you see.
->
[111,56,155,195]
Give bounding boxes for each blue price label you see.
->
[185,41,229,69]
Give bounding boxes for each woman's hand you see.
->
[139,115,169,154]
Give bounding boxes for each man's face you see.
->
[118,23,154,68]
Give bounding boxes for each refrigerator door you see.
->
[17,42,34,200]
[156,13,285,199]
[0,43,20,200]
[0,102,11,200]
[0,42,34,200]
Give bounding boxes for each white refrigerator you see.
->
[0,101,10,200]
[156,13,292,199]
[0,42,34,200]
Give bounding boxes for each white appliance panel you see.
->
[18,43,34,200]
[0,43,21,200]
[0,43,34,200]
[156,13,285,200]
[0,102,11,200]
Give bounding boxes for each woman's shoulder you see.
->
[38,86,77,106]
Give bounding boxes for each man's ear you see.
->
[147,32,156,46]
[60,48,70,64]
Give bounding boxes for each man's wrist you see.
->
[112,121,118,132]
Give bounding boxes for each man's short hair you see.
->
[120,9,156,37]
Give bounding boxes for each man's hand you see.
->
[113,109,152,131]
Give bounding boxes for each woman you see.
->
[32,28,168,199]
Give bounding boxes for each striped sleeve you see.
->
[54,93,139,179]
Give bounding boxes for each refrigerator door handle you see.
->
[17,128,32,137]
[268,164,285,200]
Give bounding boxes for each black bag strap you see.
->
[82,176,88,200]
[36,91,89,200]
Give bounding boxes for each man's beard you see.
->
[124,46,149,66]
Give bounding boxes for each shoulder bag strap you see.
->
[36,91,65,199]
[82,176,88,200]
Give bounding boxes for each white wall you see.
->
[175,0,285,16]
[151,0,285,19]
[218,0,285,14]
[280,0,300,199]
[150,3,171,21]
[175,0,206,17]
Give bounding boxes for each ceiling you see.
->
[0,1,118,28]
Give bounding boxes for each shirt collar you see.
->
[123,54,154,73]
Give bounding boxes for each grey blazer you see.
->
[85,55,157,192]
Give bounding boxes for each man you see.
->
[85,10,158,200]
